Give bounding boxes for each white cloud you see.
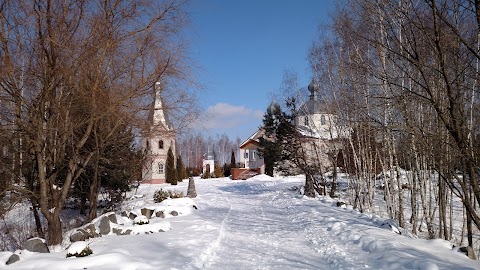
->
[199,103,264,129]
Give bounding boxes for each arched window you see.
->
[321,115,326,125]
[158,162,164,174]
[159,140,164,149]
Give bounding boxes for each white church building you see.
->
[294,78,347,167]
[235,78,348,178]
[142,82,176,184]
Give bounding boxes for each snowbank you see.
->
[2,176,479,270]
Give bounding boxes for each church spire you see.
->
[152,82,171,130]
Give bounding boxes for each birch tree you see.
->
[310,0,480,250]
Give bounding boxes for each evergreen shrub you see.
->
[66,246,93,258]
[153,189,184,203]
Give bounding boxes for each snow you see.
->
[133,215,149,224]
[153,197,197,217]
[29,237,46,243]
[67,241,89,255]
[111,220,171,235]
[297,125,321,138]
[2,176,480,269]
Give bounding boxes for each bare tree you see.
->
[0,0,194,245]
[309,0,480,252]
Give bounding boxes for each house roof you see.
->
[240,139,261,149]
[239,129,264,148]
[298,98,329,116]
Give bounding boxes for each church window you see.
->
[321,115,326,125]
[159,140,164,149]
[158,162,164,174]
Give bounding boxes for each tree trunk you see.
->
[88,156,100,222]
[79,193,86,216]
[47,214,62,246]
[467,209,473,248]
[438,171,448,239]
[329,162,337,197]
[304,174,315,198]
[31,200,44,239]
[410,136,419,235]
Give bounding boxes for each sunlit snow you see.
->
[1,175,479,269]
[67,241,89,255]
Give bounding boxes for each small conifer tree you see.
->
[223,163,231,177]
[230,150,236,168]
[166,147,177,185]
[214,163,223,178]
[176,155,187,182]
[203,165,211,179]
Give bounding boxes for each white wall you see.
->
[142,133,176,181]
[203,159,214,175]
[240,145,264,170]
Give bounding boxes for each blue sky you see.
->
[185,0,336,140]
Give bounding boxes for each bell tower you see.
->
[142,82,176,184]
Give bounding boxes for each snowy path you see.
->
[190,180,374,269]
[184,177,479,270]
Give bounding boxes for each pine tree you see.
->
[166,147,177,185]
[223,163,231,177]
[260,99,316,197]
[259,138,279,177]
[176,155,187,182]
[230,150,236,168]
[260,102,283,176]
[73,117,141,220]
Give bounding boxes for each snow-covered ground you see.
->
[1,175,480,269]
